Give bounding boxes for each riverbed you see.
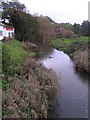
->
[36,45,89,118]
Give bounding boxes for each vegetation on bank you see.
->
[51,36,89,72]
[2,40,59,118]
[2,40,35,82]
[51,36,88,55]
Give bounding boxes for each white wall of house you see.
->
[5,29,14,38]
[3,27,6,37]
[0,24,14,40]
[0,25,3,40]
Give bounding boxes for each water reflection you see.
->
[74,71,88,84]
[36,44,54,60]
[37,46,88,118]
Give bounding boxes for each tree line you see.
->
[1,1,55,43]
[74,21,90,37]
[1,1,90,44]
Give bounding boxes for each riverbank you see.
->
[51,36,89,72]
[2,40,59,118]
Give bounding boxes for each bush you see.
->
[62,30,74,38]
[73,50,88,72]
[2,44,13,77]
[2,40,36,90]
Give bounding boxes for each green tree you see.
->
[81,21,88,36]
[36,16,55,43]
[1,1,40,43]
[88,21,90,36]
[74,23,81,36]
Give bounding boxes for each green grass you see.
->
[51,36,88,56]
[2,39,36,90]
[52,36,88,46]
[5,39,36,64]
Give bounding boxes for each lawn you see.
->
[51,36,88,55]
[4,39,36,64]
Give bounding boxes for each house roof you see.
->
[0,22,14,28]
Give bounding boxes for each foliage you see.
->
[2,39,60,118]
[51,37,88,72]
[2,43,13,76]
[62,29,74,38]
[46,16,55,24]
[2,58,60,118]
[59,23,74,31]
[81,21,89,36]
[2,39,35,89]
[73,23,81,36]
[73,50,88,72]
[51,37,88,55]
[1,1,40,43]
[36,16,56,43]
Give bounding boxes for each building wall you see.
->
[3,28,6,37]
[0,25,14,40]
[0,26,3,40]
[6,30,14,37]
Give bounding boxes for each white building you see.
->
[0,23,3,40]
[0,22,14,40]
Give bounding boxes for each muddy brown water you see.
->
[36,45,89,118]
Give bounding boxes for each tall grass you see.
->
[2,39,60,118]
[2,58,60,118]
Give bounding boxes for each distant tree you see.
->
[60,23,74,32]
[36,16,55,43]
[81,21,88,36]
[46,16,55,24]
[73,23,81,36]
[88,21,90,36]
[62,30,74,38]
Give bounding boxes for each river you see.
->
[36,45,89,118]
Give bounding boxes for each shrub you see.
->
[73,50,88,72]
[62,30,74,38]
[2,44,14,77]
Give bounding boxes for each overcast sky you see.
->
[19,0,89,24]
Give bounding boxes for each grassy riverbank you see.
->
[2,40,36,83]
[2,39,59,118]
[51,36,89,72]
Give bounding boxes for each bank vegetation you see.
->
[2,40,60,118]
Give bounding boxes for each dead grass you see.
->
[73,50,88,72]
[2,58,60,118]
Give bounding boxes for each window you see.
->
[8,32,10,37]
[0,31,3,36]
[12,32,14,37]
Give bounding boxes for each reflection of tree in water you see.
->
[36,44,54,60]
[47,96,61,118]
[75,70,89,85]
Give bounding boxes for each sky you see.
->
[19,0,89,24]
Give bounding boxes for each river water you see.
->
[36,45,89,118]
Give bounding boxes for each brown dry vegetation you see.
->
[73,50,88,72]
[2,58,60,118]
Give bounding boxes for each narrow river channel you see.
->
[36,45,89,118]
